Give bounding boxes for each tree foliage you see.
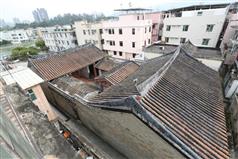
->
[35,39,48,51]
[12,13,114,30]
[11,46,39,60]
[0,40,11,46]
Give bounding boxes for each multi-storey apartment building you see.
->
[6,29,30,44]
[41,25,78,52]
[74,9,162,60]
[75,21,103,50]
[162,3,230,48]
[101,13,152,60]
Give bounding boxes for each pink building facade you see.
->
[102,14,153,60]
[101,11,163,60]
[145,12,164,43]
[221,13,238,52]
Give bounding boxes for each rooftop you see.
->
[164,3,230,13]
[50,76,99,99]
[94,58,119,72]
[90,47,229,158]
[97,61,140,85]
[28,44,105,81]
[0,67,44,90]
[143,41,223,60]
[114,8,152,12]
[46,46,229,158]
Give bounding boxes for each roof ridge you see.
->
[137,46,181,96]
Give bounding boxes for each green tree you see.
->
[0,40,11,46]
[35,39,48,51]
[11,47,39,61]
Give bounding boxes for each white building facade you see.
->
[41,25,78,52]
[162,6,229,48]
[75,21,103,50]
[1,30,30,44]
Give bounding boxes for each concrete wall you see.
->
[46,86,185,159]
[229,94,238,151]
[43,83,78,119]
[162,8,228,48]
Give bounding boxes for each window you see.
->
[67,41,70,45]
[165,37,169,43]
[110,41,115,46]
[202,38,210,45]
[112,29,114,34]
[145,27,147,33]
[88,30,90,35]
[206,24,214,32]
[92,30,96,35]
[132,42,135,48]
[119,41,123,46]
[113,51,117,55]
[83,30,86,35]
[133,53,136,58]
[144,40,146,46]
[137,16,139,20]
[180,38,186,44]
[197,11,203,16]
[148,39,151,44]
[27,89,37,101]
[101,39,104,44]
[166,25,171,31]
[149,27,151,32]
[119,28,122,34]
[132,28,135,35]
[65,33,67,37]
[99,29,103,34]
[85,40,88,44]
[109,29,111,34]
[182,25,189,31]
[119,52,122,56]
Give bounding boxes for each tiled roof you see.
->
[92,53,174,101]
[94,58,118,72]
[139,48,229,159]
[28,45,105,81]
[103,61,139,85]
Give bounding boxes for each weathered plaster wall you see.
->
[47,86,185,159]
[31,85,57,121]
